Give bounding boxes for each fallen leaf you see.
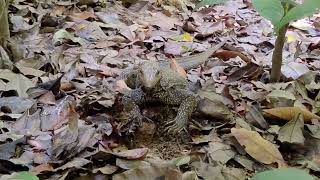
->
[227,62,262,82]
[68,8,95,21]
[281,62,309,79]
[208,141,236,164]
[0,70,35,97]
[170,58,187,78]
[278,113,305,144]
[267,90,296,100]
[107,148,149,160]
[31,164,54,175]
[231,128,286,167]
[245,104,269,129]
[92,165,118,174]
[0,97,34,114]
[263,107,320,122]
[213,50,252,63]
[55,158,91,171]
[197,98,234,122]
[116,158,150,170]
[190,162,224,180]
[172,32,193,42]
[251,168,315,180]
[53,29,87,46]
[38,91,56,105]
[41,96,78,131]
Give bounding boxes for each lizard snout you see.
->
[143,76,157,89]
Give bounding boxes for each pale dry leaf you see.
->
[263,107,320,122]
[231,128,286,167]
[92,165,118,174]
[0,69,35,97]
[170,58,187,78]
[278,113,305,144]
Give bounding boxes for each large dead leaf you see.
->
[197,98,234,122]
[263,107,320,122]
[0,70,35,97]
[245,104,269,130]
[278,113,305,144]
[41,96,78,131]
[113,158,182,180]
[231,128,286,167]
[281,61,310,79]
[55,158,91,171]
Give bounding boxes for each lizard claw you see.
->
[164,117,188,135]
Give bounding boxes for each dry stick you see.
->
[270,24,289,82]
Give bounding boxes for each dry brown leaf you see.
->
[170,58,187,78]
[68,8,96,21]
[227,62,262,82]
[115,80,132,94]
[263,107,320,122]
[231,128,286,167]
[213,50,252,63]
[31,164,54,175]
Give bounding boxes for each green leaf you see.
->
[53,29,87,46]
[252,168,315,180]
[1,171,39,180]
[195,0,225,10]
[276,0,320,31]
[252,0,284,26]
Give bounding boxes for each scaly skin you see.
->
[120,41,226,135]
[122,61,197,135]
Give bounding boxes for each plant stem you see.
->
[0,0,10,43]
[270,24,288,82]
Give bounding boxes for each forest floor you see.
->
[1,0,320,179]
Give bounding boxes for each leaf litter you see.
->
[0,0,320,179]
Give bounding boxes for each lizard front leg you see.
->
[164,91,197,135]
[121,88,145,134]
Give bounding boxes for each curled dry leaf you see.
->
[231,128,286,167]
[227,62,263,82]
[213,50,252,63]
[263,107,320,122]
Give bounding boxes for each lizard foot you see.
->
[120,105,145,135]
[164,117,188,135]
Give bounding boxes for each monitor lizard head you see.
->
[139,60,161,89]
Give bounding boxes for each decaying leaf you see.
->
[281,62,309,79]
[197,98,234,122]
[245,104,269,129]
[92,165,118,174]
[55,158,91,171]
[113,158,182,180]
[0,70,35,97]
[170,58,187,78]
[278,113,305,144]
[263,107,320,122]
[231,128,286,167]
